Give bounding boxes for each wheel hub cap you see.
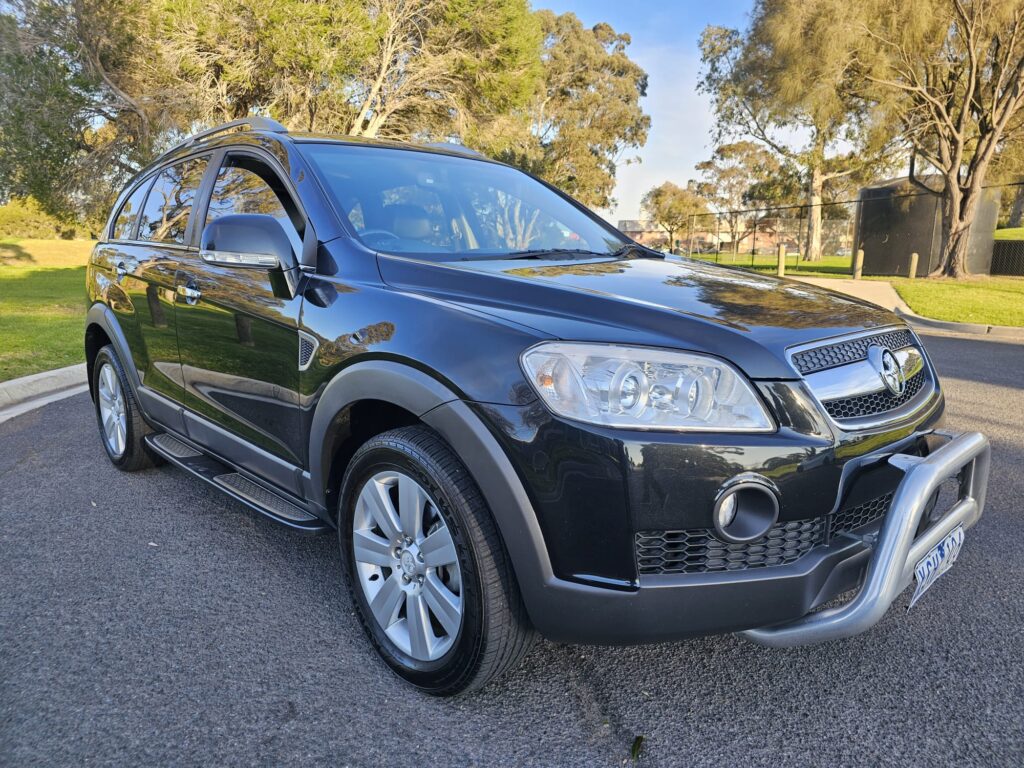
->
[399,549,418,577]
[352,471,464,662]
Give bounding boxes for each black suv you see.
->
[86,118,991,694]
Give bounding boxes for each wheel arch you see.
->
[308,360,555,626]
[85,304,140,400]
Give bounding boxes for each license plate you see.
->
[909,525,965,609]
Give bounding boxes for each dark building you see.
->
[853,177,1001,276]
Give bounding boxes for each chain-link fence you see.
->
[679,199,857,276]
[622,181,1024,278]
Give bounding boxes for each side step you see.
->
[145,432,327,533]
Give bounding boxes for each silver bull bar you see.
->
[742,430,991,647]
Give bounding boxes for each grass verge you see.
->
[1,238,95,381]
[994,228,1024,241]
[886,276,1024,327]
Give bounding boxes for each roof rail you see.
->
[422,141,485,158]
[160,117,289,159]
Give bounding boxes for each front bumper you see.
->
[742,430,990,646]
[517,430,989,645]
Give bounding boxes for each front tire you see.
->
[92,345,161,471]
[338,425,534,695]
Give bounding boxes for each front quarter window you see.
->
[299,143,625,260]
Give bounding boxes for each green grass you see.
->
[688,251,854,278]
[994,227,1024,241]
[0,238,95,380]
[688,246,1024,327]
[887,276,1024,327]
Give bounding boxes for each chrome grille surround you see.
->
[790,327,938,429]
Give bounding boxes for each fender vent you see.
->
[298,331,319,371]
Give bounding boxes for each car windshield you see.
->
[299,143,627,260]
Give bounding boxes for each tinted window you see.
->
[300,144,625,260]
[205,155,302,251]
[137,157,208,244]
[111,179,152,240]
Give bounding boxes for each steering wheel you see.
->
[359,229,401,246]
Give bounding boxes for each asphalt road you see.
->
[2,331,1023,767]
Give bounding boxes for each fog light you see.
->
[717,493,738,528]
[713,477,780,544]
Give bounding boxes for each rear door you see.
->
[173,150,307,488]
[106,156,209,405]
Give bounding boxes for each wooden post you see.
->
[853,248,864,280]
[908,252,919,279]
[777,244,787,277]
[751,218,758,268]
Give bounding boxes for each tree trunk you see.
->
[804,166,824,262]
[938,181,980,278]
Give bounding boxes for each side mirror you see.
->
[200,214,296,269]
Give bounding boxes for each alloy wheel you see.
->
[352,471,463,662]
[97,362,127,457]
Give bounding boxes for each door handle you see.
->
[176,284,202,305]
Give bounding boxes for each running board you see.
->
[145,432,327,533]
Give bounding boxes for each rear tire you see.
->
[338,425,534,695]
[92,345,162,472]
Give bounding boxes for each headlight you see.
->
[520,342,774,431]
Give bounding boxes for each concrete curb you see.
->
[895,308,1024,340]
[0,364,88,423]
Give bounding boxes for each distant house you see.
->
[617,220,669,248]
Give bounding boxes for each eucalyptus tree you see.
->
[850,0,1024,276]
[693,141,797,253]
[699,0,898,261]
[641,182,709,251]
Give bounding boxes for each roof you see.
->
[148,119,495,173]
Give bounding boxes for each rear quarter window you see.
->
[110,179,152,241]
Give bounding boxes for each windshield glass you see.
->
[300,143,626,260]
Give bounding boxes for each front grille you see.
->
[792,329,915,375]
[822,369,926,420]
[831,492,893,536]
[636,518,826,575]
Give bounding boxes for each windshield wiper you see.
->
[608,243,663,260]
[470,244,663,261]
[500,248,610,260]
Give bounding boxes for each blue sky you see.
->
[539,0,754,223]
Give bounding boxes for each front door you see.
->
[174,152,307,488]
